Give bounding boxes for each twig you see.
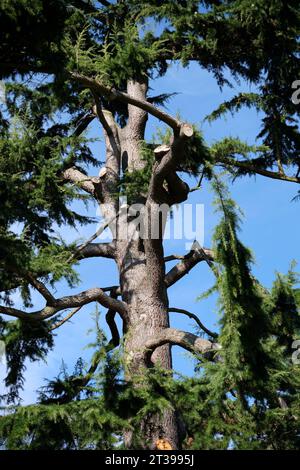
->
[50,306,83,331]
[168,307,218,338]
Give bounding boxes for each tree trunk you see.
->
[116,242,179,449]
[112,79,179,449]
[96,78,186,449]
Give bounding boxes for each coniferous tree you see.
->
[0,0,299,449]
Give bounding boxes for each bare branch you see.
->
[144,327,220,363]
[76,242,116,260]
[168,307,218,338]
[70,72,182,131]
[0,304,59,321]
[50,306,83,331]
[62,166,102,198]
[189,170,205,193]
[20,273,55,305]
[92,93,116,137]
[165,246,214,288]
[147,126,193,205]
[68,213,118,263]
[72,111,96,137]
[0,287,127,321]
[164,254,186,262]
[93,95,121,221]
[55,288,127,318]
[105,288,120,350]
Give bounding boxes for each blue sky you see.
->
[1,61,299,404]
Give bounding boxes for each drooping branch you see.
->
[72,111,96,137]
[165,246,214,288]
[21,273,55,305]
[217,157,300,184]
[50,306,83,331]
[0,287,127,321]
[105,288,120,350]
[144,328,220,363]
[70,72,182,132]
[168,308,218,339]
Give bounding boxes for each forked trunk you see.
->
[100,78,185,449]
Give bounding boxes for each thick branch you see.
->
[76,242,116,260]
[144,328,220,363]
[0,287,127,321]
[62,166,102,198]
[168,308,218,338]
[70,72,181,131]
[68,213,119,263]
[92,94,117,138]
[105,288,120,350]
[25,273,55,305]
[148,126,193,204]
[165,246,214,288]
[93,97,121,222]
[55,288,127,317]
[0,304,60,321]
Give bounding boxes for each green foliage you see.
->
[268,266,300,348]
[0,75,98,305]
[206,93,263,123]
[30,242,80,288]
[0,0,69,78]
[205,0,300,179]
[1,245,300,449]
[0,318,54,404]
[209,177,272,399]
[0,324,177,449]
[68,21,169,87]
[178,128,212,177]
[156,124,212,176]
[210,137,271,178]
[191,177,300,449]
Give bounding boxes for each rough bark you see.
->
[81,90,171,447]
[112,80,179,449]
